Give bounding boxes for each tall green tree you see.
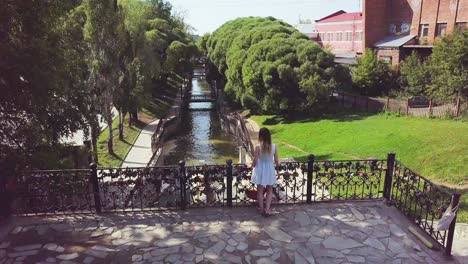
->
[429,30,468,100]
[83,0,126,154]
[352,49,393,96]
[202,17,340,114]
[0,0,92,169]
[399,52,431,96]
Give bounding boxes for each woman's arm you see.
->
[274,145,279,167]
[252,146,258,168]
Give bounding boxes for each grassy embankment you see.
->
[251,112,468,222]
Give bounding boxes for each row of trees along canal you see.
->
[0,0,198,171]
[198,16,351,116]
[159,17,356,165]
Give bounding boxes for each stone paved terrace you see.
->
[0,202,458,264]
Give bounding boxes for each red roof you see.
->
[316,11,362,23]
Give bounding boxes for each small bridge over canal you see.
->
[189,94,216,103]
[193,64,206,78]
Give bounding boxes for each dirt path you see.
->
[276,140,307,154]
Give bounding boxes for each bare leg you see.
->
[257,185,264,212]
[265,185,273,214]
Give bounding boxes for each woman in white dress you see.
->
[251,128,279,216]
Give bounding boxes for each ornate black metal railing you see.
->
[313,158,386,201]
[8,152,461,255]
[12,169,94,215]
[387,158,461,255]
[96,165,183,212]
[185,164,227,207]
[230,162,309,205]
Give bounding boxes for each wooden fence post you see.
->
[386,97,390,110]
[406,98,409,115]
[366,97,369,112]
[455,97,461,117]
[428,99,433,117]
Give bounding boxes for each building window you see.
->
[380,56,392,65]
[355,31,362,41]
[419,24,429,37]
[456,22,467,31]
[336,32,342,41]
[436,23,447,37]
[345,32,352,41]
[328,32,333,41]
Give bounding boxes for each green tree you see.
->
[0,0,198,169]
[0,0,93,169]
[429,30,468,100]
[203,17,338,114]
[83,0,127,154]
[352,49,393,96]
[399,51,431,96]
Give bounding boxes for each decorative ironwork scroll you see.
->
[313,160,386,201]
[390,161,452,247]
[185,165,227,207]
[12,169,93,215]
[97,166,182,211]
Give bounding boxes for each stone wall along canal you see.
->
[158,78,238,165]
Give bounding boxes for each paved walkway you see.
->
[453,223,468,263]
[121,119,160,168]
[245,118,260,147]
[0,202,457,264]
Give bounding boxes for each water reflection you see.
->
[162,78,238,165]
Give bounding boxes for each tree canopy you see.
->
[0,0,197,170]
[199,17,344,114]
[399,30,468,101]
[352,49,394,96]
[0,0,93,168]
[399,51,431,96]
[429,30,468,100]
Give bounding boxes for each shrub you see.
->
[399,51,431,96]
[241,94,261,114]
[352,49,393,96]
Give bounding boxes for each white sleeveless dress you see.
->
[251,144,277,186]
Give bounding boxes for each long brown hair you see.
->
[258,127,272,155]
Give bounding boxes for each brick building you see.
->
[364,0,468,67]
[315,11,363,58]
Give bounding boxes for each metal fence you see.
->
[387,159,460,255]
[333,91,466,118]
[6,153,461,255]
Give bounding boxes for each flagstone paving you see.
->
[0,202,456,264]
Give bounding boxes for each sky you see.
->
[169,0,362,35]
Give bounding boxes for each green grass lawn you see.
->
[251,112,468,222]
[97,114,153,168]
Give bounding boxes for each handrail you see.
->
[10,153,460,257]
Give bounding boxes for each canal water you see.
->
[161,78,238,166]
